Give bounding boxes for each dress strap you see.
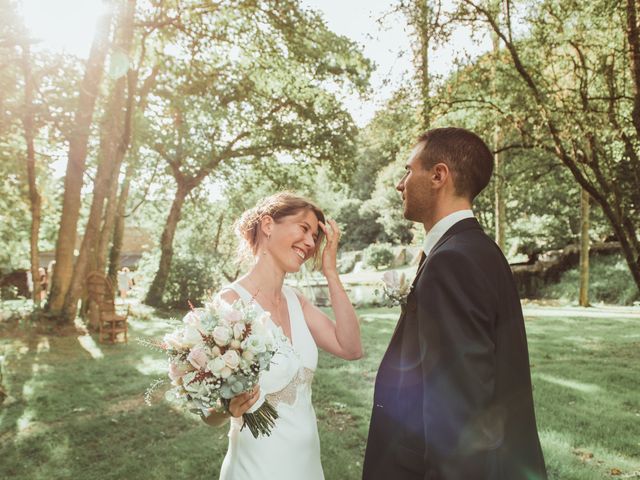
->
[225,282,261,310]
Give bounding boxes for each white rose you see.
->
[220,366,232,379]
[207,356,226,375]
[212,346,221,357]
[242,350,254,362]
[182,310,202,330]
[212,325,232,346]
[233,323,245,339]
[230,339,241,350]
[242,335,266,354]
[222,350,240,369]
[163,331,184,349]
[183,325,203,347]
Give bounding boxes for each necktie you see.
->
[418,251,427,269]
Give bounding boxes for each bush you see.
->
[0,285,19,301]
[364,243,395,270]
[540,253,640,305]
[136,250,228,310]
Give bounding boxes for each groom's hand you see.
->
[228,385,260,417]
[318,218,341,277]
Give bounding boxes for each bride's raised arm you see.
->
[298,218,362,361]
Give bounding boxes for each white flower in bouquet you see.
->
[183,324,204,347]
[147,297,281,438]
[233,323,245,339]
[187,347,208,370]
[213,325,233,346]
[222,350,241,369]
[207,356,226,375]
[378,270,412,308]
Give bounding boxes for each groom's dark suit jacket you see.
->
[363,218,547,480]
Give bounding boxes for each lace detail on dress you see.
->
[265,367,315,408]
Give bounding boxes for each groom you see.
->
[363,128,547,479]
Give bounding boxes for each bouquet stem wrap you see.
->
[226,398,279,438]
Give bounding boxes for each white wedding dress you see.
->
[219,283,324,480]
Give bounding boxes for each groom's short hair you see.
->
[416,127,494,201]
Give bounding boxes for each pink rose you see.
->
[222,350,240,370]
[187,347,208,370]
[183,311,202,330]
[168,362,188,382]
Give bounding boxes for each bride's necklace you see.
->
[244,278,287,328]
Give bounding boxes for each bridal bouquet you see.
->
[159,298,280,438]
[377,270,412,308]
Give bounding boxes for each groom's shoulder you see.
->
[442,226,497,254]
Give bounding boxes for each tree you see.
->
[459,0,640,292]
[141,0,371,306]
[62,0,138,322]
[46,3,115,317]
[403,0,446,131]
[20,41,43,305]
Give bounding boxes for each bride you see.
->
[203,192,363,480]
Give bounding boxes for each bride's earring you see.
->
[262,234,271,256]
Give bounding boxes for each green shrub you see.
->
[364,243,394,270]
[540,253,640,305]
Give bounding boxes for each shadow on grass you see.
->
[1,305,639,480]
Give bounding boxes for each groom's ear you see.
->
[431,163,449,186]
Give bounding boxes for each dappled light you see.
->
[76,335,104,360]
[135,355,166,376]
[535,374,602,394]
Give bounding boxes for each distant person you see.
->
[117,267,132,299]
[38,267,47,301]
[46,261,56,294]
[363,127,547,479]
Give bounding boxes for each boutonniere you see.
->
[377,270,412,308]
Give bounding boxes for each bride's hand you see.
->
[318,218,341,277]
[228,385,260,417]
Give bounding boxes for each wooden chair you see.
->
[86,272,129,344]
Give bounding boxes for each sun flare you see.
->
[19,0,106,58]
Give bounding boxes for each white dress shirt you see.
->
[422,209,475,257]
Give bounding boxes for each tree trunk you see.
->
[579,188,590,306]
[144,182,190,307]
[490,14,506,251]
[411,0,432,131]
[107,66,159,286]
[626,0,640,137]
[46,6,114,316]
[107,164,133,286]
[62,135,120,322]
[21,43,42,306]
[62,0,136,323]
[494,142,506,251]
[96,1,137,274]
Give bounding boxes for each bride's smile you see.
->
[262,209,320,273]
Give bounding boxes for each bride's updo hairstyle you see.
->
[235,192,326,268]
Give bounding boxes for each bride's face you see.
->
[261,209,319,273]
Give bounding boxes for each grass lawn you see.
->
[1,304,639,479]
